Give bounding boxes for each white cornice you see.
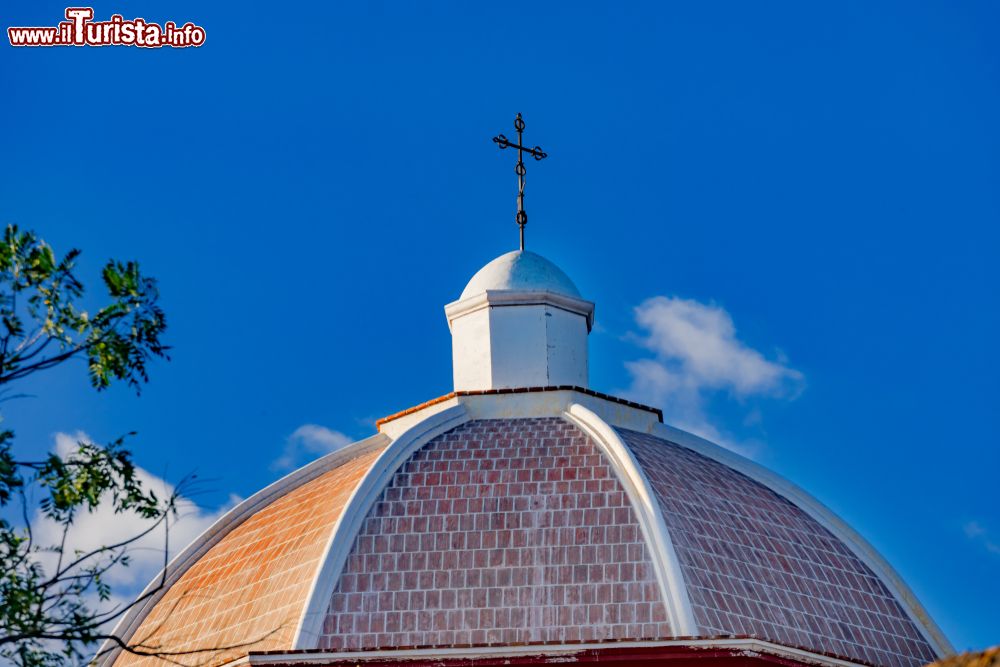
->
[563,403,697,636]
[651,422,954,659]
[379,389,660,440]
[444,289,595,331]
[244,637,868,667]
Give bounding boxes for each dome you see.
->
[460,250,581,300]
[104,389,950,667]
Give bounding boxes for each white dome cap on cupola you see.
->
[445,249,595,392]
[460,250,582,300]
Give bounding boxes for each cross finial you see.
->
[493,113,548,251]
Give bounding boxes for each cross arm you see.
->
[493,134,548,160]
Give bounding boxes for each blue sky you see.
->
[2,0,998,652]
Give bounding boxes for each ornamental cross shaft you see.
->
[493,113,548,251]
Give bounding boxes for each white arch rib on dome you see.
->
[563,403,697,637]
[650,421,955,659]
[293,404,472,648]
[460,250,581,300]
[294,398,693,648]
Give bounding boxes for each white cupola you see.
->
[444,250,595,391]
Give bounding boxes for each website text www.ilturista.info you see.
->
[8,8,205,48]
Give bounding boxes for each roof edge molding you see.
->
[445,289,596,332]
[563,403,697,636]
[378,388,660,440]
[96,433,390,667]
[293,404,472,648]
[245,637,869,667]
[652,422,955,658]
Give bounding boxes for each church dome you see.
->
[460,250,581,300]
[101,247,950,667]
[103,392,951,667]
[97,107,952,667]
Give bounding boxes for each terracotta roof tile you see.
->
[114,448,384,667]
[617,428,938,667]
[110,414,946,667]
[320,418,670,649]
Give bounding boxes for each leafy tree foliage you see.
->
[0,224,176,665]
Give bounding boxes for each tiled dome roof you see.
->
[111,442,388,667]
[103,389,949,667]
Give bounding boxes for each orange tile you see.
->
[115,448,383,667]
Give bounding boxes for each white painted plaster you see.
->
[460,250,581,300]
[378,390,660,437]
[485,304,549,386]
[537,304,589,385]
[447,250,594,393]
[563,403,697,636]
[293,404,471,648]
[445,289,595,330]
[445,291,594,392]
[449,307,492,391]
[651,422,954,658]
[486,304,587,388]
[377,396,462,440]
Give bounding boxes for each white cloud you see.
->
[964,520,986,538]
[31,432,239,618]
[271,424,352,471]
[964,520,1000,556]
[631,297,803,395]
[622,296,804,455]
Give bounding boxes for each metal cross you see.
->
[493,113,548,251]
